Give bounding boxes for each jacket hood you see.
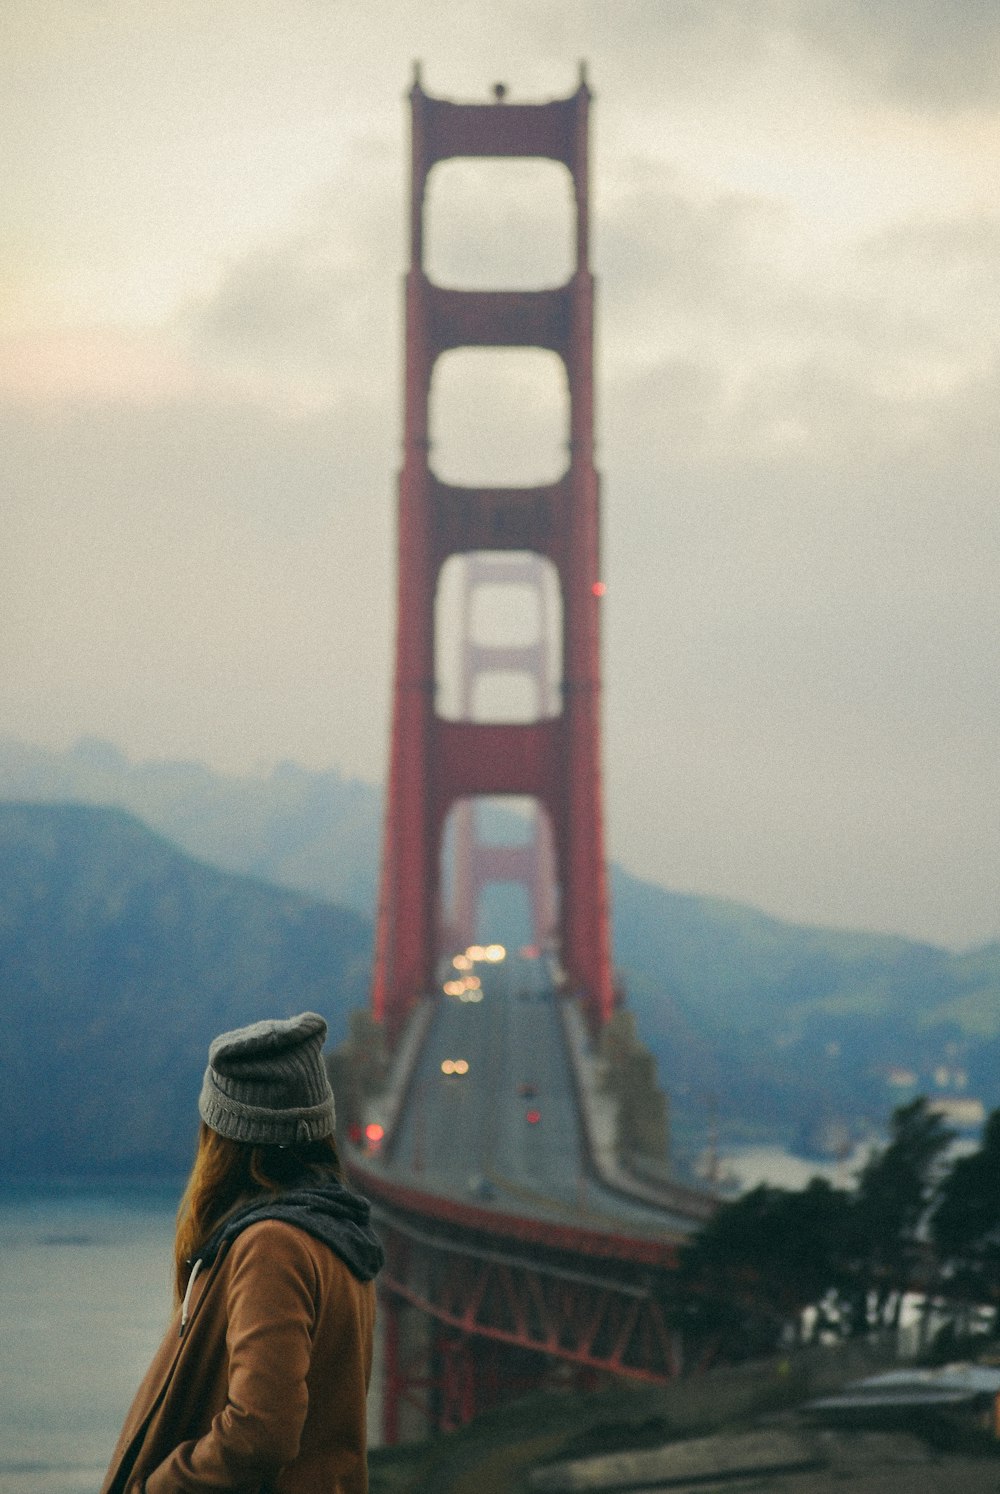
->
[196,1179,385,1283]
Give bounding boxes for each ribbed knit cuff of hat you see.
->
[198,1077,335,1146]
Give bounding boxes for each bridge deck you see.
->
[352,956,708,1253]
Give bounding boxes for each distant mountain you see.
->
[0,801,372,1179]
[0,735,381,917]
[3,737,1000,1164]
[612,870,1000,1151]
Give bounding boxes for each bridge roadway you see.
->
[358,955,704,1246]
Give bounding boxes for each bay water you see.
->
[0,1181,182,1494]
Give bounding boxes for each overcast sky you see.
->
[3,1,998,949]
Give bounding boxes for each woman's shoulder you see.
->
[230,1214,318,1251]
[222,1219,332,1312]
[227,1216,364,1281]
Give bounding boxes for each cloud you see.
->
[0,327,197,404]
[601,339,1000,947]
[185,163,401,389]
[576,159,1000,947]
[596,149,999,428]
[165,151,404,462]
[0,389,395,777]
[781,0,1000,111]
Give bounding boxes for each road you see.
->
[376,954,702,1242]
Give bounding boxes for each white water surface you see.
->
[720,1144,871,1193]
[0,1182,181,1494]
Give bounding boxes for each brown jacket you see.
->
[101,1218,377,1494]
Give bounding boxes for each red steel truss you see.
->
[361,1171,685,1439]
[373,67,614,1039]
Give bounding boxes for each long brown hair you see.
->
[173,1122,343,1302]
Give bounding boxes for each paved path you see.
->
[529,1420,1000,1493]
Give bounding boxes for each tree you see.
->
[325,1008,389,1134]
[930,1108,1000,1333]
[598,1009,670,1162]
[845,1097,953,1333]
[680,1177,852,1360]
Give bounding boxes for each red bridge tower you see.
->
[373,68,613,1038]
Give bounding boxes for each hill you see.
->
[3,737,1000,1163]
[0,735,380,917]
[0,801,372,1178]
[612,869,1000,1151]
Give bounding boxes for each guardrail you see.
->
[557,993,717,1224]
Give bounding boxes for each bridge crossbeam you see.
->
[429,476,566,563]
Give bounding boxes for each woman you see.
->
[101,1012,384,1494]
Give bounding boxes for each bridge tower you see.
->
[373,67,614,1040]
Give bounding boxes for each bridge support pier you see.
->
[381,1289,436,1444]
[381,1280,600,1442]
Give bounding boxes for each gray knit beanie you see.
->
[198,1012,336,1146]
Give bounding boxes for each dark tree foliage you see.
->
[679,1098,976,1363]
[680,1177,852,1359]
[326,1009,390,1133]
[931,1109,1000,1314]
[846,1097,954,1331]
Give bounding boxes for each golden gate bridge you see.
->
[347,67,715,1441]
